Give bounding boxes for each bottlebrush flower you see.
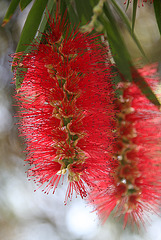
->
[89,63,161,228]
[13,12,116,202]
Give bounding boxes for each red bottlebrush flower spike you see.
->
[14,12,115,202]
[89,64,161,228]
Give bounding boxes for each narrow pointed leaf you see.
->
[132,0,137,33]
[37,0,55,42]
[75,0,93,23]
[64,0,79,29]
[102,2,132,81]
[14,0,48,88]
[2,0,20,26]
[90,0,98,7]
[15,67,28,89]
[19,0,33,11]
[15,0,54,88]
[153,0,161,35]
[15,42,35,89]
[102,2,159,107]
[15,0,48,54]
[68,5,80,27]
[132,67,161,107]
[125,0,130,11]
[110,0,148,61]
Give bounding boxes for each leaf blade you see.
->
[14,0,48,88]
[132,67,161,107]
[102,2,160,107]
[75,0,93,24]
[153,0,161,35]
[2,0,20,26]
[110,0,147,61]
[64,0,79,28]
[15,0,48,54]
[132,0,137,33]
[102,2,132,81]
[37,0,55,42]
[19,0,33,11]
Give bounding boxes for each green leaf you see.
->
[68,6,79,28]
[15,0,48,54]
[132,0,137,33]
[2,0,20,26]
[15,66,28,89]
[75,0,93,23]
[102,18,131,81]
[14,0,48,88]
[125,0,130,11]
[37,0,55,42]
[19,0,33,11]
[102,2,132,81]
[132,67,161,107]
[102,2,159,107]
[15,42,34,89]
[89,0,98,7]
[60,0,68,17]
[110,0,147,61]
[153,0,161,35]
[64,0,79,29]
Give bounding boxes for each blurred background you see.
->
[0,0,161,239]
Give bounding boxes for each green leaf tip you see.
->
[2,0,20,26]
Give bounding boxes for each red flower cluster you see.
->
[89,64,161,228]
[14,12,116,202]
[14,10,161,228]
